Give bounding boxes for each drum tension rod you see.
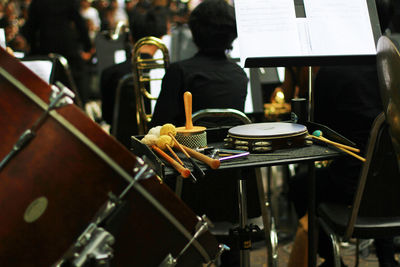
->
[54,223,115,267]
[159,215,216,267]
[55,161,154,267]
[0,82,74,172]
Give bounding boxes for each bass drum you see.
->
[0,47,220,267]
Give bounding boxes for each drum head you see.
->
[228,122,307,139]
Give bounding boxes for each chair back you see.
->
[94,25,131,78]
[192,108,252,126]
[345,112,400,239]
[192,109,252,143]
[111,73,139,148]
[21,54,83,108]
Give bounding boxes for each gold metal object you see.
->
[132,36,170,135]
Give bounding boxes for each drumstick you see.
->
[336,146,366,162]
[157,135,198,182]
[151,145,191,178]
[161,124,206,177]
[166,145,183,165]
[311,130,365,162]
[169,134,206,177]
[311,130,360,153]
[157,135,184,165]
[179,143,221,170]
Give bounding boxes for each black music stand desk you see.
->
[161,141,343,267]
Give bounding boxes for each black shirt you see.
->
[151,51,248,127]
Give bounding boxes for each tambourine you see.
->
[224,122,312,153]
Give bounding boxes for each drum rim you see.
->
[228,122,308,139]
[228,130,308,140]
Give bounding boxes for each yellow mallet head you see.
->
[156,135,174,150]
[160,123,177,137]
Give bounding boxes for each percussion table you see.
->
[161,139,344,267]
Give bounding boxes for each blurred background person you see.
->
[168,0,197,63]
[22,0,95,105]
[80,0,101,41]
[100,5,169,129]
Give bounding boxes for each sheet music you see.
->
[303,0,376,55]
[235,0,376,65]
[22,60,53,84]
[235,0,302,64]
[0,28,5,49]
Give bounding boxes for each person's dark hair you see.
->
[188,0,237,52]
[130,5,169,42]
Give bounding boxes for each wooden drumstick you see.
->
[161,123,206,176]
[311,130,360,153]
[151,145,191,178]
[180,143,221,169]
[157,134,198,182]
[336,146,366,162]
[169,133,206,177]
[166,145,183,165]
[312,130,365,162]
[157,135,184,165]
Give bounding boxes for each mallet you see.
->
[175,91,207,148]
[312,130,365,162]
[161,123,205,178]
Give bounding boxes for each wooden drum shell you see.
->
[0,48,219,266]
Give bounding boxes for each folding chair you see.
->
[317,112,400,267]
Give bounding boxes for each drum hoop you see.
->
[0,67,213,263]
[228,130,308,140]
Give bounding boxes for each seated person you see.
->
[288,2,398,267]
[100,5,169,128]
[150,1,259,266]
[150,0,248,127]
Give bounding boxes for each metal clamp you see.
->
[54,160,155,267]
[71,223,115,267]
[159,215,214,267]
[50,82,75,109]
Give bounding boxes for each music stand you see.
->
[20,54,84,108]
[235,0,381,121]
[234,0,382,266]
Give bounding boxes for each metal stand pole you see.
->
[238,178,250,267]
[256,167,278,267]
[308,66,314,122]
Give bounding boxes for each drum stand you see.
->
[236,177,252,267]
[159,215,228,267]
[229,168,278,267]
[0,82,75,171]
[54,163,154,267]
